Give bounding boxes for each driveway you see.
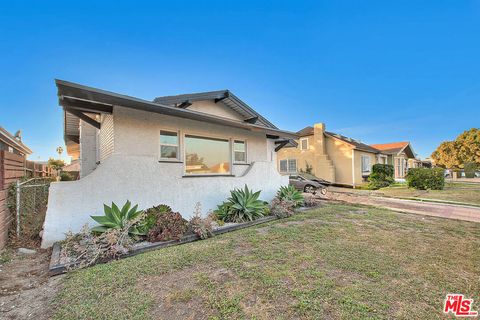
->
[327,188,480,223]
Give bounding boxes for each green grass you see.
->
[52,203,480,319]
[378,182,480,205]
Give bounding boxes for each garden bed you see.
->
[49,215,278,276]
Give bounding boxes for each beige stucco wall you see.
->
[353,150,377,185]
[324,137,352,185]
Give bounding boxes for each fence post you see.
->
[16,180,21,237]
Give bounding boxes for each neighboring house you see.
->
[370,142,420,180]
[0,127,32,156]
[41,80,297,247]
[0,127,32,249]
[277,123,386,187]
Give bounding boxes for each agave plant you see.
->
[214,185,266,222]
[277,185,304,207]
[91,200,146,236]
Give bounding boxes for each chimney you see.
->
[313,123,326,154]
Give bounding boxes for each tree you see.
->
[47,158,65,171]
[431,141,461,169]
[431,128,480,169]
[456,128,480,165]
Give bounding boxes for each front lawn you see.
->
[377,182,480,205]
[52,203,480,319]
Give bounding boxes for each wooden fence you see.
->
[0,151,54,249]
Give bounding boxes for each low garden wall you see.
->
[42,154,287,247]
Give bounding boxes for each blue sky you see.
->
[1,1,479,160]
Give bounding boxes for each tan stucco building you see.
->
[277,123,420,186]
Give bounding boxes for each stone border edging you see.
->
[49,215,279,276]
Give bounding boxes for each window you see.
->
[8,146,13,153]
[185,135,230,175]
[280,159,297,173]
[233,140,247,163]
[361,155,371,174]
[160,130,179,160]
[300,138,309,150]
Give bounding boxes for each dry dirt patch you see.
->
[0,249,61,320]
[137,265,236,320]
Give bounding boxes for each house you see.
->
[0,127,32,249]
[41,80,297,247]
[0,127,32,156]
[277,123,387,187]
[370,142,420,180]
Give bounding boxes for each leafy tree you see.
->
[47,158,65,171]
[456,128,480,165]
[431,128,479,169]
[431,141,461,169]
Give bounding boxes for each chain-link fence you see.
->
[7,178,51,246]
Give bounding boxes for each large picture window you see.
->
[160,130,179,160]
[185,135,230,175]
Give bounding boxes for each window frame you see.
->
[233,140,247,164]
[183,133,232,176]
[299,137,309,150]
[159,129,181,161]
[361,155,371,174]
[280,159,297,174]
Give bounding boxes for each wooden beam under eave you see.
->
[244,116,258,124]
[64,108,101,129]
[61,96,113,114]
[275,141,289,152]
[177,100,192,109]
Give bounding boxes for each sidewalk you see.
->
[327,188,480,223]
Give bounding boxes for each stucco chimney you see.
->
[314,123,326,154]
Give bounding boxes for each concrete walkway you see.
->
[327,189,480,223]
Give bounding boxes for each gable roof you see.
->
[56,80,298,152]
[370,142,416,158]
[295,126,379,153]
[0,126,32,155]
[325,131,380,153]
[153,90,277,129]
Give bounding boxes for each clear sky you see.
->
[1,1,479,160]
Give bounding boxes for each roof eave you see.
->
[56,80,298,140]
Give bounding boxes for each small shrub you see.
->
[277,185,304,207]
[147,211,188,242]
[90,201,146,237]
[464,162,478,178]
[214,185,267,223]
[406,168,445,190]
[367,164,394,190]
[270,198,295,218]
[61,224,134,270]
[60,171,74,181]
[189,203,214,239]
[303,193,319,207]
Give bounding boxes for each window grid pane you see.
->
[280,160,287,172]
[160,131,179,159]
[288,159,297,173]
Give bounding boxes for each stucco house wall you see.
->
[325,137,353,185]
[42,105,287,247]
[353,150,377,185]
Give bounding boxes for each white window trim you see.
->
[159,129,181,161]
[300,138,309,151]
[183,133,232,176]
[280,158,297,173]
[233,139,247,164]
[361,155,371,174]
